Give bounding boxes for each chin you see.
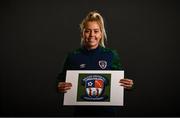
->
[90,43,95,46]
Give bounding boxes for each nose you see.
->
[90,31,95,37]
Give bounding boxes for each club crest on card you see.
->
[81,74,108,101]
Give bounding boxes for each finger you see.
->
[58,86,72,90]
[60,83,72,88]
[120,79,132,83]
[58,82,65,87]
[58,85,72,91]
[58,82,72,86]
[58,82,72,84]
[58,82,72,88]
[120,79,133,85]
[65,82,72,86]
[58,87,72,93]
[121,82,133,85]
[64,87,72,90]
[120,83,133,89]
[120,81,133,85]
[124,86,132,89]
[120,81,131,85]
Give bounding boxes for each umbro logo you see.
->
[80,64,86,68]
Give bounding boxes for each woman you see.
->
[57,11,134,116]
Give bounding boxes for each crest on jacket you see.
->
[98,60,107,69]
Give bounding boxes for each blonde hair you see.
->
[80,11,107,47]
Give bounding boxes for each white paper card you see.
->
[63,70,124,106]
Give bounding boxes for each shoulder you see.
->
[66,48,83,58]
[100,47,119,56]
[69,48,82,55]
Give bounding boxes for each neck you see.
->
[85,45,99,50]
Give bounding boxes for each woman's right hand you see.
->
[57,82,72,93]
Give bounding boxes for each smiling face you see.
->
[82,21,102,50]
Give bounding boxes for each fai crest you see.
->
[81,75,108,101]
[98,60,107,69]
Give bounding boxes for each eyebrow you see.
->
[85,28,100,30]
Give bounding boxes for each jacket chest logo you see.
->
[98,60,107,69]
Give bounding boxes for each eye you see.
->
[84,30,90,33]
[94,30,99,33]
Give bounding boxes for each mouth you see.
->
[87,38,96,41]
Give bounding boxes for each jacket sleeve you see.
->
[111,50,123,70]
[57,54,71,82]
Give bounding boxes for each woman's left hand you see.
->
[119,78,134,90]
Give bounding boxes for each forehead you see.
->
[85,21,101,29]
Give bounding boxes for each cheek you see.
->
[83,33,89,39]
[96,33,102,40]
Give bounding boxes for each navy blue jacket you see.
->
[58,46,123,82]
[57,46,123,116]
